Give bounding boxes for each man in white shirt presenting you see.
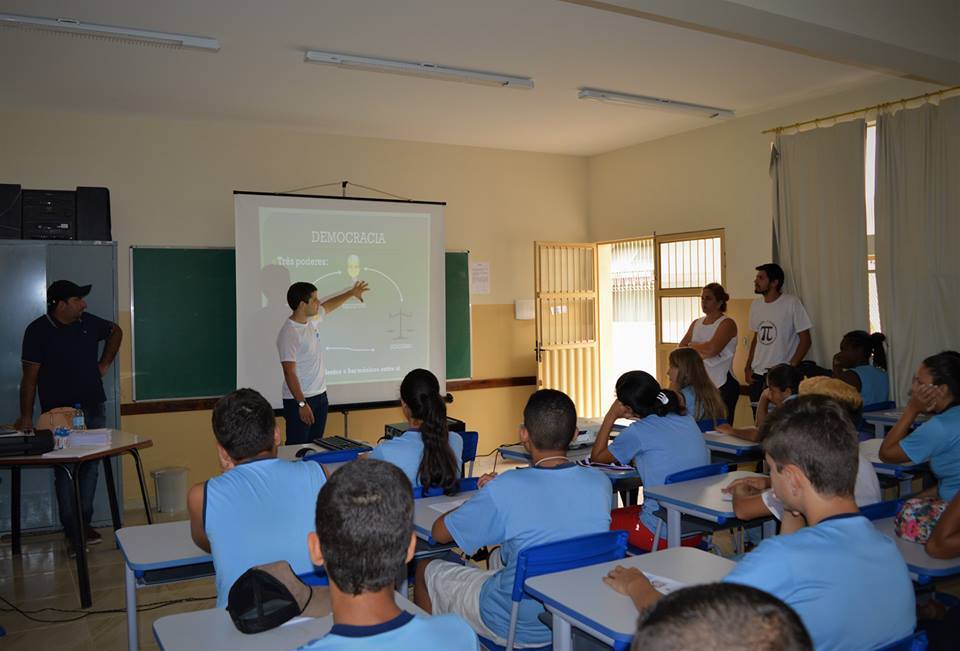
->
[278,280,369,444]
[745,263,812,413]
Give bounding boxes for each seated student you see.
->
[668,347,727,428]
[723,377,882,532]
[927,490,960,559]
[919,491,960,651]
[628,583,812,651]
[832,330,889,406]
[414,389,612,648]
[605,396,916,651]
[716,363,800,442]
[186,388,327,607]
[592,371,709,551]
[880,351,960,502]
[299,459,478,650]
[368,368,463,492]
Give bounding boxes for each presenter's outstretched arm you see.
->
[321,281,370,314]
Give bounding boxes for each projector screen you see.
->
[235,192,446,409]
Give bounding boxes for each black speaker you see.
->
[76,186,111,241]
[0,183,22,239]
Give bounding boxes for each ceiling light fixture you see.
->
[0,13,220,51]
[304,50,534,89]
[578,88,734,119]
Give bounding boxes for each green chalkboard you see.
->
[445,251,471,380]
[131,248,237,400]
[131,248,470,400]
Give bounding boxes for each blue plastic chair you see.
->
[875,630,928,651]
[651,463,734,551]
[478,530,629,651]
[696,418,728,433]
[460,431,479,477]
[860,498,903,521]
[296,568,329,586]
[413,477,479,499]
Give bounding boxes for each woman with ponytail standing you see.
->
[832,330,889,406]
[591,371,709,551]
[679,283,739,422]
[369,368,463,494]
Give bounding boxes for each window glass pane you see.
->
[659,237,722,289]
[660,296,700,343]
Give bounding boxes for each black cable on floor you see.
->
[0,593,216,624]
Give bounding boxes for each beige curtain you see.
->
[771,119,869,368]
[875,97,960,404]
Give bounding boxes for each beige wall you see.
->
[586,77,937,298]
[0,106,572,504]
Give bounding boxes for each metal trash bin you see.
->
[151,466,188,513]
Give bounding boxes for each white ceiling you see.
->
[0,0,901,155]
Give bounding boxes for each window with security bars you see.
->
[657,232,724,343]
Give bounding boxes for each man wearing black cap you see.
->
[15,280,123,553]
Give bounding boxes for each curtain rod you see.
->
[762,85,960,135]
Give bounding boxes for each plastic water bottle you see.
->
[72,403,86,431]
[54,426,71,450]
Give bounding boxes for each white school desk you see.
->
[153,591,424,651]
[413,490,478,541]
[702,431,761,457]
[860,439,928,495]
[116,521,213,651]
[0,430,153,608]
[525,547,735,651]
[643,471,769,548]
[862,410,927,438]
[874,517,960,585]
[497,446,639,481]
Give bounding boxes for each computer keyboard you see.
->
[313,435,370,452]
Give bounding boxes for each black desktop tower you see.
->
[384,417,466,439]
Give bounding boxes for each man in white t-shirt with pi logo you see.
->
[277,280,369,444]
[745,263,812,413]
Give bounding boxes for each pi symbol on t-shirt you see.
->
[758,321,778,344]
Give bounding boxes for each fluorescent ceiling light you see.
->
[305,50,533,89]
[0,13,220,51]
[578,88,734,119]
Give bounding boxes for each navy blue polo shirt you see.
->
[21,312,113,412]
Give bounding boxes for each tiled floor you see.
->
[0,505,214,651]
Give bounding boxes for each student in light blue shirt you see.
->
[186,389,327,607]
[832,330,890,406]
[368,368,463,490]
[604,395,916,651]
[591,370,708,551]
[881,351,960,501]
[299,459,478,650]
[416,389,612,648]
[668,347,728,428]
